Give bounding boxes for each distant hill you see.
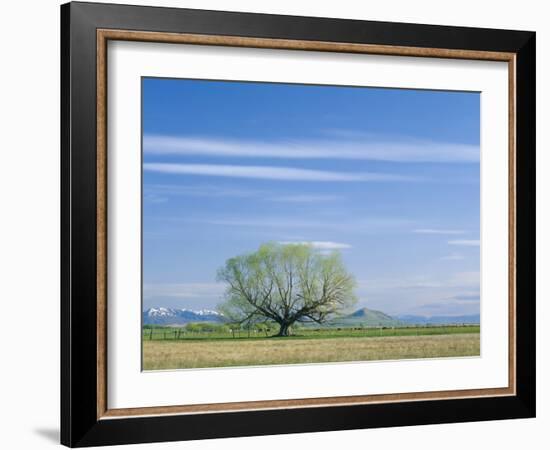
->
[143,307,225,325]
[330,307,402,327]
[332,308,480,327]
[397,314,480,325]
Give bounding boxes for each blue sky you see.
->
[142,78,480,317]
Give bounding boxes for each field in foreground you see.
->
[142,333,480,370]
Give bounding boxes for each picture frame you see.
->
[60,1,536,447]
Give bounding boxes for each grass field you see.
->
[142,327,480,370]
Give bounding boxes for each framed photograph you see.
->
[61,2,536,447]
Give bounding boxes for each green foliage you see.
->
[184,322,229,333]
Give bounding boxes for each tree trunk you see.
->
[276,323,291,337]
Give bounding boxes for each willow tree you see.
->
[217,243,357,336]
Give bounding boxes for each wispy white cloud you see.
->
[450,271,480,286]
[143,193,168,204]
[413,299,480,316]
[143,283,225,300]
[452,294,480,301]
[144,184,342,203]
[143,163,417,182]
[396,281,445,289]
[413,229,466,235]
[277,241,351,250]
[144,184,257,199]
[198,216,412,232]
[357,273,480,292]
[440,253,465,261]
[448,239,480,246]
[144,134,479,163]
[269,194,342,203]
[203,218,321,228]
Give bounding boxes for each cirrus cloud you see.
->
[143,163,418,182]
[414,229,466,235]
[277,241,352,250]
[448,239,480,246]
[144,134,479,163]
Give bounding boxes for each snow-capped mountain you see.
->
[143,307,225,325]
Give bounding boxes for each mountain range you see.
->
[143,307,224,325]
[396,314,480,325]
[143,306,480,326]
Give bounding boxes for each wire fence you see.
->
[142,324,480,341]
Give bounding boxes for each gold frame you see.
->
[96,29,516,420]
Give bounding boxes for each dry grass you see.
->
[142,333,480,370]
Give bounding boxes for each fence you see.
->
[142,324,480,341]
